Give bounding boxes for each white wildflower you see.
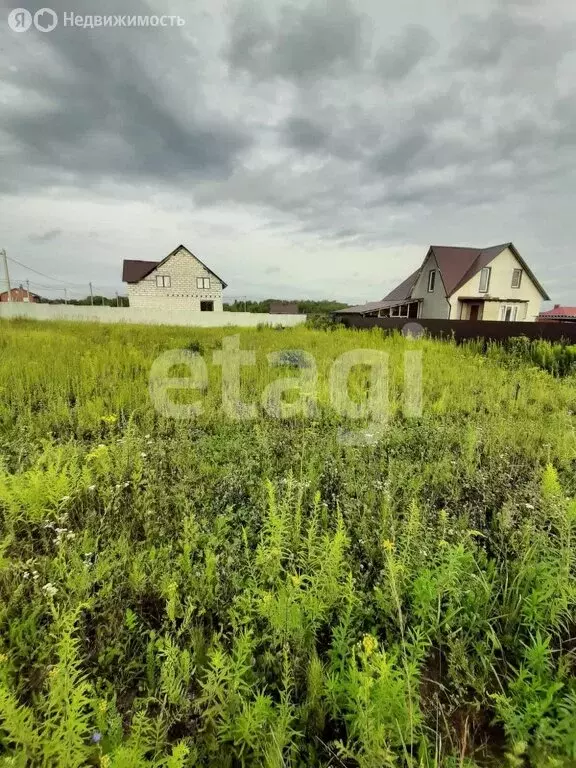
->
[88,485,96,491]
[23,571,29,579]
[525,503,535,510]
[140,452,147,458]
[42,583,58,597]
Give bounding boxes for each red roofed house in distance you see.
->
[537,305,576,323]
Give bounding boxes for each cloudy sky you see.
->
[1,0,575,303]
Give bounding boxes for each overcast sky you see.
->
[1,0,575,303]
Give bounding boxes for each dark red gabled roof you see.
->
[122,260,159,283]
[382,269,420,302]
[429,244,514,296]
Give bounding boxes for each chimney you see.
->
[554,304,560,309]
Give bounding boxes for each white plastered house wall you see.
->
[127,246,225,311]
[448,246,544,322]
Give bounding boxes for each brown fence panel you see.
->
[336,316,576,343]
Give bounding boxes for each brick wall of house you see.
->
[127,247,224,310]
[0,287,39,302]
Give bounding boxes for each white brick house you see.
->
[122,245,227,311]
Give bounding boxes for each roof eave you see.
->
[506,242,550,301]
[157,244,228,289]
[446,242,550,301]
[122,246,228,288]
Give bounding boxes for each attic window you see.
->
[156,275,171,288]
[479,267,491,293]
[197,277,210,289]
[512,268,522,289]
[427,269,436,292]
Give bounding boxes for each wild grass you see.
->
[0,319,575,766]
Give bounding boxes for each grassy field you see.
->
[0,319,575,767]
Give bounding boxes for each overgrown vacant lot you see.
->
[1,319,575,767]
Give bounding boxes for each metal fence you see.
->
[335,315,576,343]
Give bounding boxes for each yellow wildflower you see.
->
[382,539,395,553]
[362,634,378,657]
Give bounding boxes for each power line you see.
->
[5,254,85,287]
[10,277,71,291]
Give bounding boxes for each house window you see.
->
[156,275,171,288]
[427,269,436,292]
[479,267,491,293]
[200,300,214,312]
[512,268,523,289]
[500,305,518,322]
[197,277,211,289]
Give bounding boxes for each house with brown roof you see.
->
[122,244,227,311]
[336,243,549,322]
[269,301,300,315]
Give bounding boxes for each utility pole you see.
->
[26,280,30,302]
[116,291,119,308]
[89,282,94,306]
[1,249,11,302]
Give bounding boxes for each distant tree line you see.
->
[224,299,349,314]
[39,296,129,307]
[36,296,348,312]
